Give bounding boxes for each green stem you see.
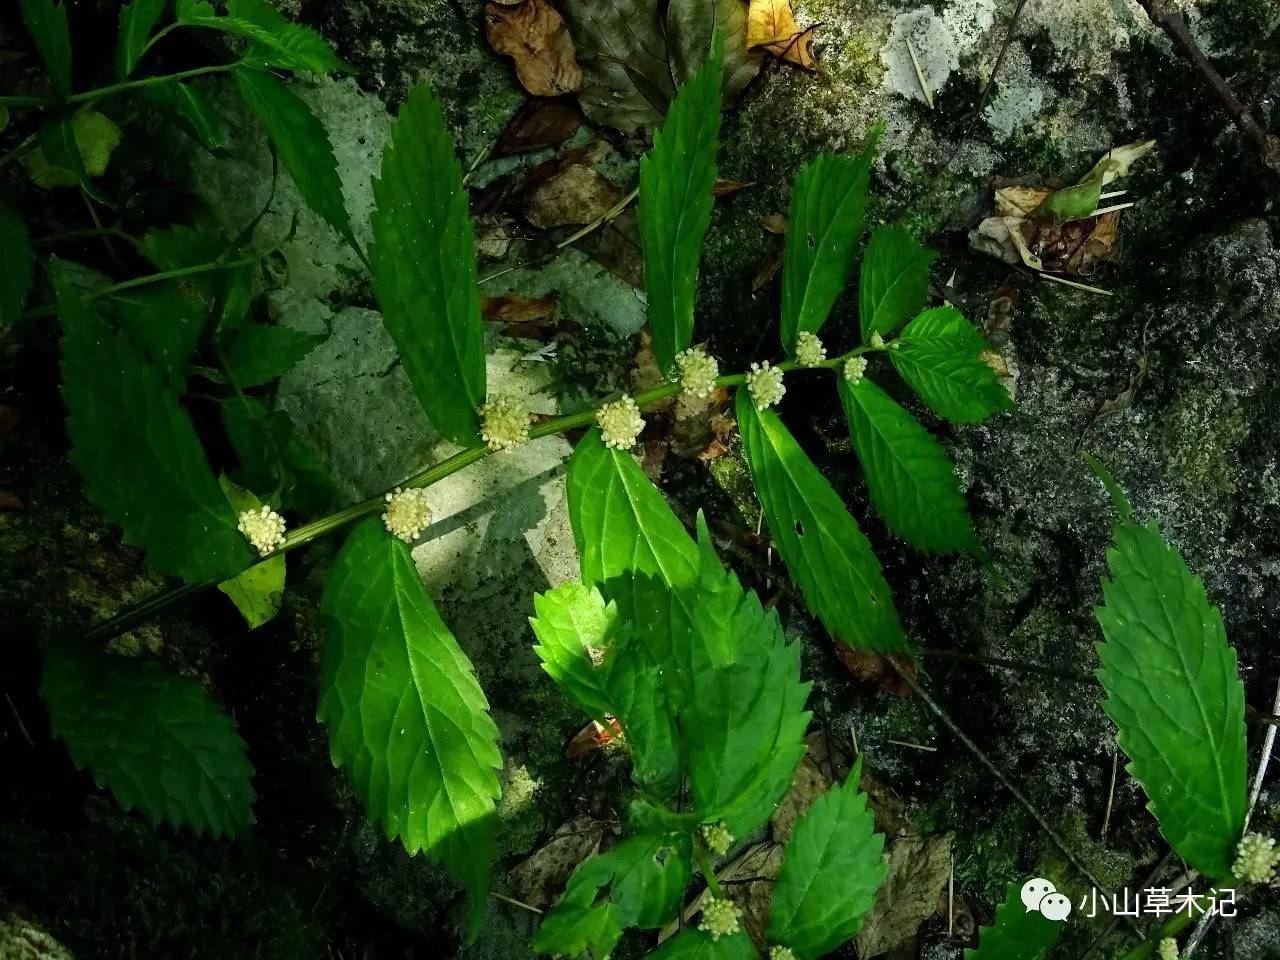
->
[4,64,239,110]
[24,257,258,321]
[694,848,725,900]
[1115,881,1230,960]
[78,342,876,643]
[35,227,146,255]
[0,134,38,172]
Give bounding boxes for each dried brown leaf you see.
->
[525,163,624,228]
[0,490,23,510]
[497,97,582,155]
[506,815,610,908]
[484,0,582,97]
[752,247,783,293]
[712,178,756,198]
[759,213,789,234]
[746,0,818,70]
[835,645,915,699]
[855,835,954,958]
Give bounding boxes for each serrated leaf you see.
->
[318,518,502,934]
[20,0,71,99]
[142,224,226,272]
[41,641,254,837]
[116,0,167,78]
[36,113,103,199]
[736,392,907,654]
[890,306,1014,423]
[233,67,359,259]
[225,322,323,387]
[963,881,1061,960]
[217,477,286,629]
[767,758,885,960]
[369,83,486,444]
[560,0,674,131]
[0,200,33,329]
[639,43,722,372]
[178,0,349,74]
[858,226,937,342]
[223,394,335,514]
[149,79,227,149]
[646,928,757,960]
[57,263,253,582]
[605,624,682,796]
[1095,519,1247,879]
[530,581,616,724]
[780,136,879,352]
[666,0,763,102]
[566,427,699,617]
[108,282,207,384]
[839,376,975,553]
[534,831,692,957]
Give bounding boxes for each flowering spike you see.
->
[769,948,797,960]
[698,897,741,940]
[700,821,734,856]
[675,345,719,399]
[238,505,286,557]
[1157,938,1179,960]
[843,355,868,385]
[745,361,785,411]
[480,395,533,451]
[596,395,645,450]
[869,332,886,349]
[1233,832,1280,884]
[383,487,433,543]
[794,331,827,367]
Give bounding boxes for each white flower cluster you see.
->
[793,331,827,367]
[769,947,797,960]
[383,487,432,543]
[700,821,734,856]
[745,361,785,411]
[675,345,719,399]
[843,355,868,385]
[869,332,886,349]
[1157,938,1180,960]
[480,395,532,451]
[698,897,741,940]
[597,395,645,450]
[1233,832,1280,884]
[238,506,286,557]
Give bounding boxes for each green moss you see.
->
[1161,390,1248,496]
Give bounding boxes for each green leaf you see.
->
[780,135,879,352]
[1095,519,1248,879]
[839,376,976,553]
[108,282,207,384]
[604,623,682,796]
[531,581,617,724]
[858,226,937,342]
[963,882,1062,960]
[1082,451,1134,523]
[666,0,761,95]
[318,518,502,934]
[142,224,227,273]
[638,43,722,372]
[233,68,359,259]
[178,0,349,74]
[57,263,253,582]
[20,0,72,99]
[736,391,907,654]
[223,394,335,515]
[217,477,286,629]
[225,323,323,387]
[1033,179,1103,226]
[534,832,692,957]
[149,80,227,150]
[767,758,886,959]
[41,641,254,837]
[890,307,1013,423]
[565,428,699,617]
[116,0,168,78]
[0,200,33,329]
[645,929,757,960]
[369,83,486,444]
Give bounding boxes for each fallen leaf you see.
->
[771,753,830,841]
[759,213,789,234]
[1088,354,1148,432]
[752,247,783,293]
[526,163,624,228]
[713,178,755,197]
[483,292,561,338]
[564,716,622,758]
[1083,139,1157,185]
[746,0,819,70]
[484,0,582,97]
[856,835,954,958]
[0,491,23,510]
[939,887,977,944]
[835,645,915,699]
[475,216,517,261]
[497,97,582,155]
[506,815,611,909]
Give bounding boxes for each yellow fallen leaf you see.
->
[484,0,582,97]
[746,0,818,70]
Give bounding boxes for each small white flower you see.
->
[1157,938,1180,960]
[383,487,433,543]
[700,821,734,856]
[480,395,533,451]
[843,355,868,385]
[745,361,785,411]
[237,505,286,557]
[1233,832,1280,884]
[698,897,741,940]
[675,345,720,399]
[869,332,886,349]
[597,395,645,450]
[769,947,797,960]
[793,331,827,367]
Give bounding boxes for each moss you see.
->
[1160,390,1248,496]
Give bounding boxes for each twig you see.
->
[1135,0,1280,171]
[886,738,937,752]
[905,37,934,109]
[973,0,1031,120]
[919,645,1096,685]
[4,692,34,747]
[1101,749,1120,840]
[556,186,639,250]
[1038,272,1115,297]
[490,891,543,915]
[1080,850,1176,960]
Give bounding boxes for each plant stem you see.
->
[77,346,875,644]
[1115,882,1229,960]
[694,848,725,900]
[8,64,241,110]
[0,134,38,172]
[24,257,258,321]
